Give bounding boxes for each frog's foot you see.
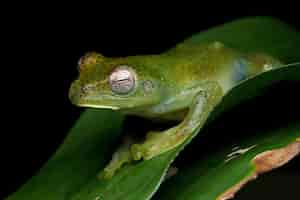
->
[131,127,188,160]
[99,138,133,179]
[131,82,223,161]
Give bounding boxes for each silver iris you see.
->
[109,65,136,94]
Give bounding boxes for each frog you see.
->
[69,41,282,179]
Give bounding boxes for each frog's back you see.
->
[162,41,281,92]
[162,42,242,90]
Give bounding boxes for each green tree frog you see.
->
[69,41,281,179]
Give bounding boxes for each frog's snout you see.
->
[69,80,83,105]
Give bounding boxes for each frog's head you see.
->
[69,52,164,111]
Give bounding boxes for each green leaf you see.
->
[7,17,300,200]
[7,110,123,200]
[154,119,300,200]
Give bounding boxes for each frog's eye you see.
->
[109,65,136,94]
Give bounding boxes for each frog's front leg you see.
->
[131,82,223,160]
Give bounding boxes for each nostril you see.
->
[81,85,90,94]
[81,84,97,94]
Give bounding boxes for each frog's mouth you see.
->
[69,89,120,110]
[69,80,120,110]
[76,103,120,110]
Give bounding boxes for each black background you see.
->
[3,12,300,199]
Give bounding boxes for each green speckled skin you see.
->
[69,41,280,119]
[69,41,281,178]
